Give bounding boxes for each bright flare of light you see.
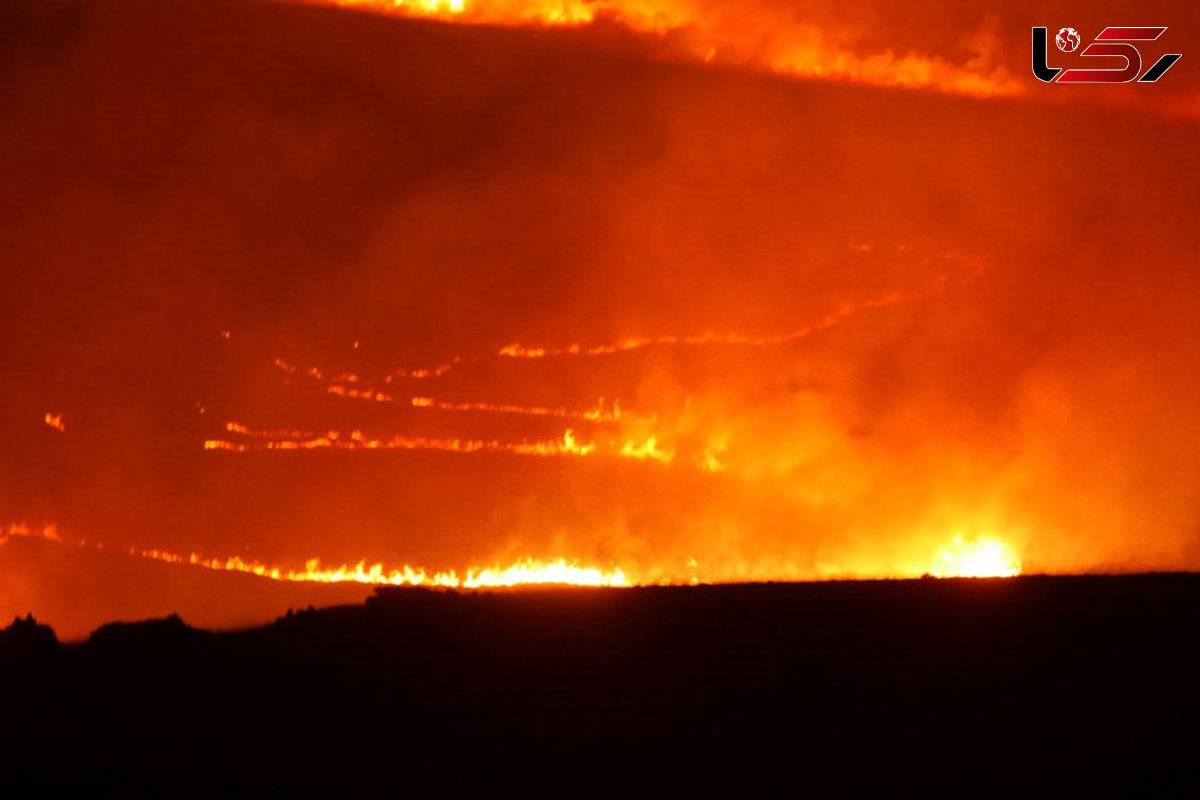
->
[929,535,1021,578]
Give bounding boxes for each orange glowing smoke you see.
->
[180,242,1018,593]
[4,0,1200,654]
[213,271,976,476]
[272,269,971,401]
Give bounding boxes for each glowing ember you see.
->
[327,384,395,402]
[203,423,675,463]
[929,536,1021,579]
[2,523,62,544]
[408,396,627,423]
[496,288,937,361]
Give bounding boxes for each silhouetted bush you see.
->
[0,613,60,657]
[87,613,209,651]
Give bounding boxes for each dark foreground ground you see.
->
[3,576,1200,793]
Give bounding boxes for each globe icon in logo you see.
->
[1056,27,1081,52]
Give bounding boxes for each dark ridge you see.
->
[1,575,1199,792]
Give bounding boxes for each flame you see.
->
[928,536,1022,578]
[327,384,396,402]
[203,440,248,452]
[2,523,63,544]
[268,268,979,422]
[43,412,66,433]
[461,559,626,587]
[212,284,971,470]
[143,550,629,588]
[619,435,672,463]
[273,356,458,384]
[325,385,631,423]
[390,362,458,380]
[4,522,627,588]
[497,288,935,360]
[5,521,1027,591]
[183,269,1024,589]
[204,425,677,462]
[320,0,1023,99]
[409,396,627,422]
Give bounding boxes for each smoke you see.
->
[2,0,1199,636]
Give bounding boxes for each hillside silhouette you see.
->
[1,576,1199,792]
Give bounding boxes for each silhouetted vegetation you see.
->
[1,576,1200,792]
[0,614,59,658]
[87,613,209,650]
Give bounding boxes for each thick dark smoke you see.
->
[2,0,1199,637]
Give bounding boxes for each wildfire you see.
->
[409,396,627,423]
[204,424,672,462]
[619,435,672,463]
[5,521,1027,592]
[324,387,633,424]
[496,288,935,360]
[266,265,980,426]
[3,522,628,588]
[215,284,983,473]
[145,550,629,588]
[319,0,1024,99]
[43,412,66,432]
[929,536,1022,579]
